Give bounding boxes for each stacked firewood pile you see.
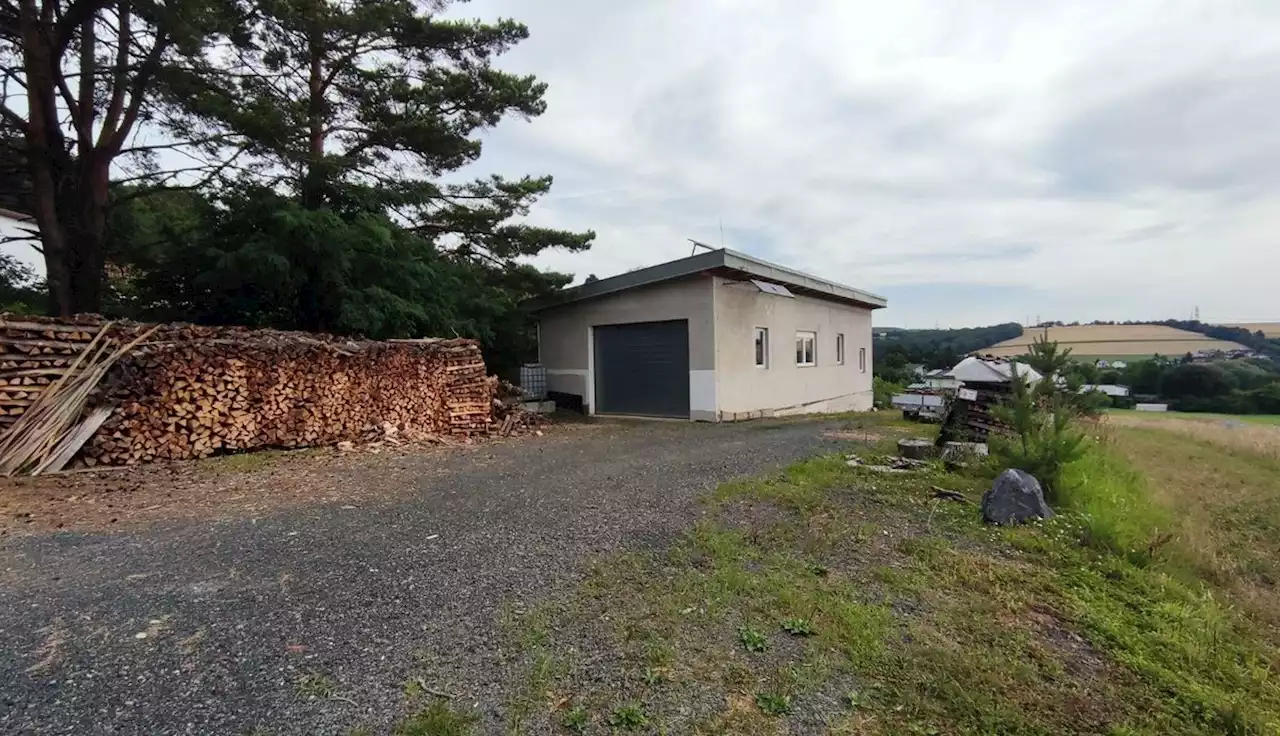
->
[0,315,492,470]
[491,377,544,437]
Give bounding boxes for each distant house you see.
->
[921,368,961,391]
[1080,384,1131,398]
[0,207,42,275]
[948,356,1042,385]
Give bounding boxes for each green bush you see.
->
[1074,388,1113,417]
[873,375,903,409]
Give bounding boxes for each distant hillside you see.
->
[874,323,1022,371]
[981,324,1247,358]
[1224,322,1280,338]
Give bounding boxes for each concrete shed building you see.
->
[530,248,886,420]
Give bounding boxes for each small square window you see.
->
[836,334,845,365]
[859,347,867,373]
[754,327,769,368]
[795,331,816,367]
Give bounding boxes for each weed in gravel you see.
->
[738,626,768,652]
[402,679,424,699]
[560,705,589,733]
[640,666,665,686]
[780,617,815,636]
[392,699,478,736]
[755,692,793,716]
[607,704,648,730]
[294,672,336,700]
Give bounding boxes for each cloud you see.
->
[457,0,1280,326]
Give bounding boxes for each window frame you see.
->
[859,346,867,373]
[836,333,845,365]
[795,331,817,367]
[753,327,769,369]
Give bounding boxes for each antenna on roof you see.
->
[719,216,725,247]
[688,238,716,256]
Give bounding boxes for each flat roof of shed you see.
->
[529,247,887,312]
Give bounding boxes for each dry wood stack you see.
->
[0,315,492,468]
[0,315,105,431]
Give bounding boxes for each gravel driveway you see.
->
[0,419,838,735]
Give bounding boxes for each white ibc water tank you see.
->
[519,363,547,400]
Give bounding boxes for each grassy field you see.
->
[488,414,1280,735]
[982,325,1247,358]
[1109,408,1280,426]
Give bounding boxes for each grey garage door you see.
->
[593,320,690,418]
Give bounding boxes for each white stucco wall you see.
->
[534,275,716,417]
[712,276,874,417]
[0,213,42,276]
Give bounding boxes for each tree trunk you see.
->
[69,156,111,314]
[18,0,72,317]
[303,19,326,210]
[39,151,110,316]
[18,0,109,317]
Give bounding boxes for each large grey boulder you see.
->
[982,469,1054,525]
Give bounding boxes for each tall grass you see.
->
[1056,438,1172,565]
[1107,424,1280,629]
[1109,412,1280,460]
[1010,434,1280,732]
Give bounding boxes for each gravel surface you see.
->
[1,419,838,735]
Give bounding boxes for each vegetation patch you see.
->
[499,412,1280,734]
[295,672,337,700]
[392,699,479,736]
[754,692,793,716]
[606,704,648,730]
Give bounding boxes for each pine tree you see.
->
[163,0,591,331]
[0,0,243,314]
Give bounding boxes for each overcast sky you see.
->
[456,0,1280,328]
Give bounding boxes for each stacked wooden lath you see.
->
[0,315,492,471]
[0,316,104,430]
[936,383,1012,445]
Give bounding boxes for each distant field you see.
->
[1223,322,1280,338]
[981,324,1247,358]
[1109,408,1280,426]
[1068,354,1152,364]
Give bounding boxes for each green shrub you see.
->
[1075,389,1113,417]
[873,376,904,409]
